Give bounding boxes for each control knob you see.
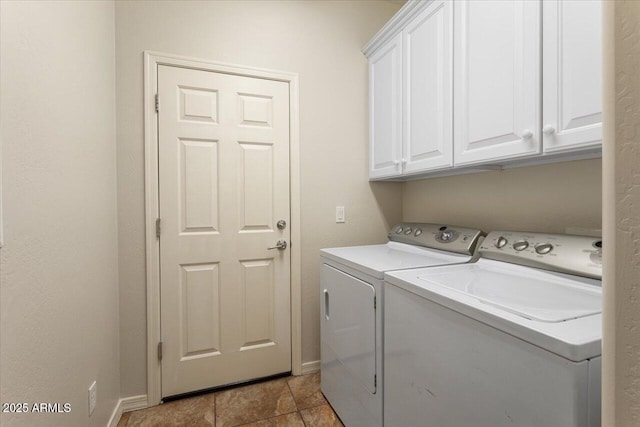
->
[513,240,529,251]
[590,251,603,265]
[495,236,508,248]
[404,227,413,235]
[440,231,454,241]
[534,243,553,255]
[395,226,403,234]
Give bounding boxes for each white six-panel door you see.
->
[403,0,453,174]
[542,0,602,153]
[453,0,541,166]
[369,32,403,179]
[158,65,291,397]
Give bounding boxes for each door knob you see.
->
[522,129,533,139]
[277,220,287,230]
[268,240,288,250]
[542,125,556,135]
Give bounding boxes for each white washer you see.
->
[320,223,484,427]
[384,230,603,427]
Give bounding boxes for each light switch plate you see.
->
[88,381,97,415]
[336,206,345,223]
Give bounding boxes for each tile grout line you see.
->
[226,376,300,427]
[285,376,299,411]
[285,376,308,427]
[285,376,308,426]
[213,390,218,427]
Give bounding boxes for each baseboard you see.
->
[107,394,148,427]
[301,360,320,374]
[107,399,123,427]
[121,395,148,412]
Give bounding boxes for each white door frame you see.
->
[143,51,302,406]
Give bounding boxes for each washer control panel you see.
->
[479,231,602,279]
[389,223,484,255]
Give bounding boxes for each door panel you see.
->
[369,32,403,179]
[403,0,453,173]
[158,65,291,397]
[180,139,219,233]
[454,0,541,166]
[542,0,602,153]
[238,142,273,231]
[180,263,221,358]
[238,259,275,349]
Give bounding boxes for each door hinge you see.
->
[374,374,377,388]
[157,342,163,361]
[155,94,159,113]
[374,296,377,310]
[156,218,161,238]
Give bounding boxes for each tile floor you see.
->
[117,373,344,427]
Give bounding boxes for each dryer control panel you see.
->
[389,223,484,256]
[479,231,602,279]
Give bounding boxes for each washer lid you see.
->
[417,264,601,322]
[385,259,602,362]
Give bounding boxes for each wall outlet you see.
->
[88,381,97,415]
[336,206,345,223]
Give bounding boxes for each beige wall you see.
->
[0,1,120,426]
[1,1,638,423]
[115,0,402,396]
[602,1,640,425]
[403,159,602,235]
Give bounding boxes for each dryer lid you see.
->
[321,242,473,279]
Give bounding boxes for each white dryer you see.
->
[320,223,484,427]
[384,230,603,427]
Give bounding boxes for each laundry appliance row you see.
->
[320,223,602,427]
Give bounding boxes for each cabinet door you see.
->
[542,0,602,153]
[403,0,453,174]
[453,0,541,166]
[369,32,403,179]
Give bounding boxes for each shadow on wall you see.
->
[369,181,404,230]
[401,158,603,236]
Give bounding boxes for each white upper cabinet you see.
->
[453,0,541,166]
[369,32,403,179]
[367,0,453,179]
[403,0,453,174]
[364,0,602,180]
[542,0,602,153]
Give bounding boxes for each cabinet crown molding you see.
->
[362,0,434,57]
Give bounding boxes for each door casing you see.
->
[143,51,302,406]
